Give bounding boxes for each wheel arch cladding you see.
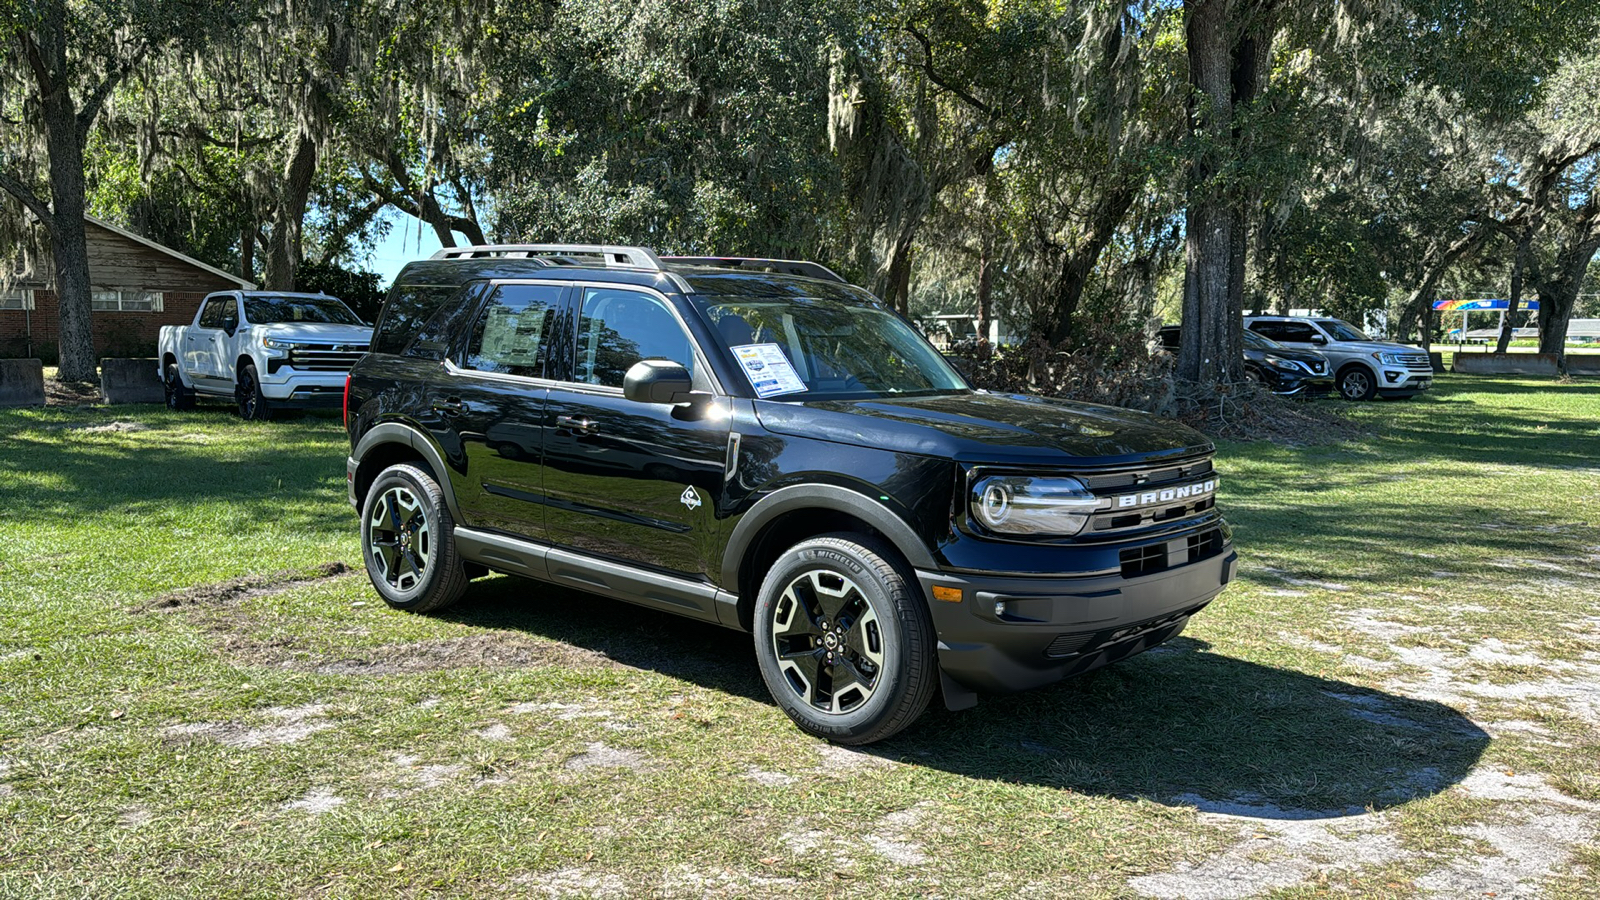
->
[353,422,459,519]
[724,484,938,632]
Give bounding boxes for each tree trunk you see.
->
[37,54,95,379]
[263,134,318,291]
[239,224,255,283]
[1536,214,1600,373]
[1044,183,1137,345]
[1495,224,1534,353]
[1396,227,1492,347]
[1178,0,1241,385]
[975,242,992,345]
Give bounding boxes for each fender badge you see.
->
[680,486,702,511]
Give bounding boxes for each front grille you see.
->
[1080,456,1217,536]
[1119,526,1225,579]
[1395,353,1430,368]
[288,345,369,371]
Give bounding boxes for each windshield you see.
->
[1316,319,1370,342]
[243,295,363,326]
[696,295,968,399]
[1242,329,1282,350]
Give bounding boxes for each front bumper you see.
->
[1265,369,1334,397]
[1376,366,1433,396]
[917,547,1237,694]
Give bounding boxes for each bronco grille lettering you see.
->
[1114,478,1217,509]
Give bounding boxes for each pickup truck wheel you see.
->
[236,363,273,420]
[753,534,936,745]
[1337,365,1376,401]
[360,464,468,613]
[163,362,195,410]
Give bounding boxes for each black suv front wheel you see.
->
[360,463,468,613]
[753,534,937,745]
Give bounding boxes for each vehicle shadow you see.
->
[446,577,1488,820]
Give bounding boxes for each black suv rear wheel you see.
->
[753,534,936,744]
[360,463,468,613]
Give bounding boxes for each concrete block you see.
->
[100,357,165,404]
[0,358,45,407]
[1567,355,1600,375]
[1428,351,1444,373]
[1452,353,1558,376]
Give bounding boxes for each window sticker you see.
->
[731,343,807,398]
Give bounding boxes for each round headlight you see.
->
[978,482,1012,527]
[969,474,1099,536]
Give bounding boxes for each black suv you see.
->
[1156,325,1333,397]
[344,244,1237,744]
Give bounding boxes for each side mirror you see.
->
[1309,334,1327,345]
[624,359,695,405]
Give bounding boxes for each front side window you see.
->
[696,291,968,399]
[1316,319,1370,342]
[242,295,362,326]
[198,298,234,329]
[1275,322,1319,342]
[462,283,562,379]
[574,288,695,388]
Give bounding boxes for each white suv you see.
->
[1244,316,1433,401]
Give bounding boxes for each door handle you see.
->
[432,397,467,417]
[555,415,597,434]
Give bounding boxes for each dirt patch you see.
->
[562,742,652,772]
[1129,811,1404,900]
[117,806,152,828]
[475,723,513,742]
[510,868,628,898]
[52,419,149,433]
[741,767,797,786]
[136,562,353,612]
[281,788,345,815]
[657,865,800,896]
[812,743,897,775]
[302,634,616,676]
[163,703,332,749]
[43,378,102,407]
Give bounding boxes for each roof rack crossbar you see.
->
[662,256,847,284]
[431,244,664,271]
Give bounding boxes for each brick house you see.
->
[1,216,254,360]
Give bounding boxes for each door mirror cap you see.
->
[624,359,696,404]
[1310,334,1328,345]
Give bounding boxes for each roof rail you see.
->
[431,244,664,271]
[662,256,847,284]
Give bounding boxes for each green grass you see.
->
[1,378,1598,898]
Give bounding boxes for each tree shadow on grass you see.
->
[446,577,1488,820]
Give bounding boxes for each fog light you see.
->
[1386,371,1402,382]
[994,600,1007,618]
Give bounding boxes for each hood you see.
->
[247,322,373,343]
[755,391,1212,467]
[1329,340,1421,355]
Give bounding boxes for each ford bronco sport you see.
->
[344,244,1237,744]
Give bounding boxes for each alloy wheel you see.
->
[770,569,884,714]
[367,485,431,591]
[1340,369,1372,400]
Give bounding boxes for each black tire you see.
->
[163,361,195,410]
[360,463,469,613]
[236,362,273,420]
[1336,365,1377,401]
[752,533,937,745]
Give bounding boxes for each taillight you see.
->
[342,375,351,429]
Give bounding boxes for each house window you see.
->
[91,290,164,312]
[0,289,32,310]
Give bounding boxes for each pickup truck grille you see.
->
[287,345,369,371]
[1079,456,1217,536]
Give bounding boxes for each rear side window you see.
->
[461,284,562,379]
[373,284,457,355]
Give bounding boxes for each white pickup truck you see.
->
[158,291,373,419]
